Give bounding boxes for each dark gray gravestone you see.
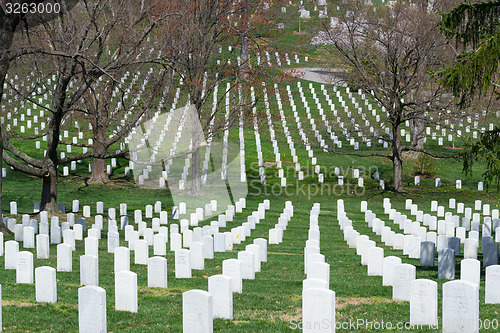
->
[438,248,455,279]
[50,225,61,244]
[449,237,461,257]
[462,217,471,231]
[120,216,129,231]
[40,222,49,235]
[172,206,179,220]
[30,219,38,234]
[484,222,492,237]
[420,241,435,267]
[58,203,66,214]
[494,219,500,233]
[471,221,480,232]
[482,236,494,254]
[77,218,86,232]
[483,242,499,268]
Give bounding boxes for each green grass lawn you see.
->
[1,129,499,332]
[1,1,500,331]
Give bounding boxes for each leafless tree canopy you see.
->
[321,0,457,191]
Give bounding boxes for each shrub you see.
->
[413,152,436,176]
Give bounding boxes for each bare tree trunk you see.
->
[90,156,109,184]
[89,122,110,184]
[0,63,7,233]
[190,108,202,196]
[0,14,19,234]
[240,0,249,78]
[410,118,425,150]
[0,139,10,235]
[40,161,59,214]
[392,123,404,192]
[190,146,202,196]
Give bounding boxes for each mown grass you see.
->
[1,130,500,332]
[1,2,500,332]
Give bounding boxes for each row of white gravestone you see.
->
[2,197,269,326]
[183,227,271,332]
[174,202,272,279]
[288,83,368,187]
[339,83,490,148]
[362,204,488,270]
[169,200,269,256]
[6,198,251,261]
[408,278,483,332]
[302,203,336,333]
[320,80,492,156]
[343,200,500,303]
[269,201,293,244]
[292,83,380,182]
[374,198,494,247]
[375,203,497,271]
[274,86,311,182]
[405,199,499,251]
[274,83,332,185]
[8,250,165,319]
[337,203,484,332]
[304,203,330,281]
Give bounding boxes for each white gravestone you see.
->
[208,275,233,320]
[36,234,50,259]
[254,238,268,262]
[367,247,383,276]
[134,240,149,265]
[115,271,138,312]
[78,286,107,333]
[302,288,335,333]
[238,251,255,280]
[84,237,98,257]
[153,234,166,256]
[222,259,242,293]
[175,249,192,278]
[114,247,130,273]
[35,266,57,303]
[147,257,168,288]
[183,290,213,333]
[214,233,225,252]
[80,255,99,286]
[410,279,438,327]
[485,265,500,304]
[107,230,119,253]
[392,264,416,301]
[23,226,35,248]
[383,256,402,286]
[442,280,479,333]
[170,233,182,251]
[5,240,19,269]
[303,278,329,290]
[245,244,261,272]
[16,251,33,283]
[460,259,480,286]
[57,244,72,272]
[307,262,330,287]
[190,242,205,270]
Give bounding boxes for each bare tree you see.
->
[321,0,456,192]
[2,0,169,213]
[0,0,71,232]
[156,0,279,196]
